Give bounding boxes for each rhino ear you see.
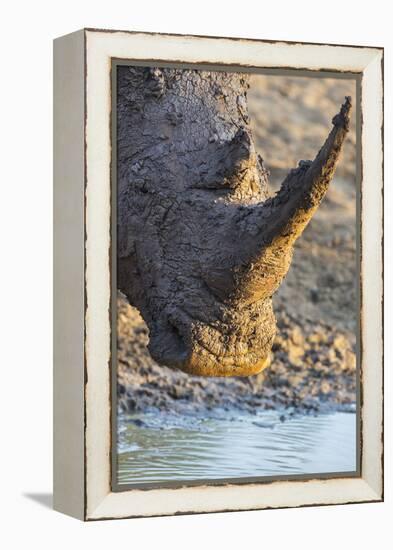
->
[262,96,352,246]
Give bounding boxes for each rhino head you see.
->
[117,66,351,376]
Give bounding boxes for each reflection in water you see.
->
[117,411,356,485]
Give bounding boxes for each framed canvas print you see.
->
[53,28,383,521]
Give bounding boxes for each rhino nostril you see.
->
[148,319,188,368]
[168,320,185,346]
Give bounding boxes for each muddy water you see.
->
[117,410,356,486]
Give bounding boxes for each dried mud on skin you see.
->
[117,75,357,414]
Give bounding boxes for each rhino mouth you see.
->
[180,347,271,377]
[147,301,276,377]
[150,328,272,377]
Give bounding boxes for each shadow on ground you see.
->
[23,493,53,509]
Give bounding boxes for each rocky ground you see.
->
[117,74,358,415]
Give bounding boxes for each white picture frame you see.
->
[53,28,383,521]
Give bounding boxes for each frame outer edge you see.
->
[53,29,86,521]
[360,50,384,499]
[82,29,384,520]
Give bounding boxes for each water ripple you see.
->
[117,410,356,484]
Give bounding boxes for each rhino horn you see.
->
[231,97,352,304]
[263,96,351,244]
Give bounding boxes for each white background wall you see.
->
[1,1,391,548]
